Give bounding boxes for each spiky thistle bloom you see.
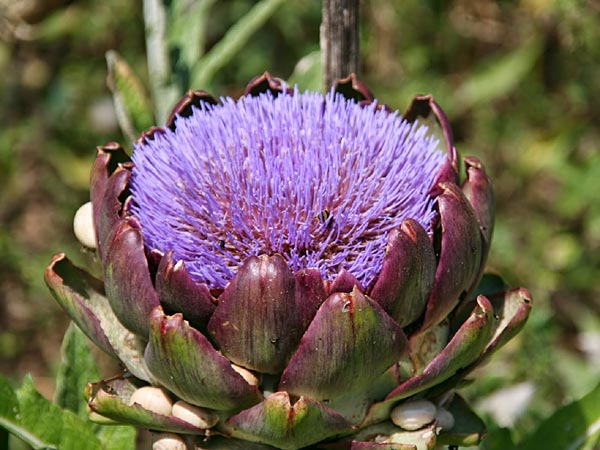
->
[45,74,532,450]
[131,89,444,289]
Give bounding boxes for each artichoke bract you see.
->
[45,73,532,450]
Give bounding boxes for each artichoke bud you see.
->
[44,73,532,450]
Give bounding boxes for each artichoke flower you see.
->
[45,73,532,450]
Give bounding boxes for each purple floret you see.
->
[131,90,446,289]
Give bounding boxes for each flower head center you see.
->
[131,90,445,289]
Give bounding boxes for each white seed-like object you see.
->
[129,386,173,416]
[152,433,187,450]
[435,407,455,430]
[390,399,437,431]
[171,400,219,429]
[231,363,260,386]
[73,202,97,249]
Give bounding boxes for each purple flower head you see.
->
[131,89,446,289]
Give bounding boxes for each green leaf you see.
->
[0,375,19,426]
[58,411,103,450]
[55,322,100,419]
[143,0,181,123]
[0,374,56,450]
[96,425,137,450]
[106,50,155,142]
[453,39,542,116]
[167,0,217,92]
[0,375,104,450]
[190,0,287,88]
[480,427,516,450]
[18,376,102,450]
[519,382,600,450]
[287,50,322,92]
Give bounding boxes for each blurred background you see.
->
[1,0,599,446]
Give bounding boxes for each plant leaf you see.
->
[55,322,100,419]
[287,50,322,91]
[519,382,600,450]
[167,0,217,91]
[480,427,516,450]
[143,0,181,123]
[18,375,102,450]
[106,50,155,142]
[191,0,287,88]
[0,374,55,450]
[96,424,137,450]
[0,375,104,450]
[453,39,542,116]
[0,375,19,427]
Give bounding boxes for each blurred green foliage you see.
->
[1,0,599,448]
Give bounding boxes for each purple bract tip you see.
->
[131,90,445,289]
